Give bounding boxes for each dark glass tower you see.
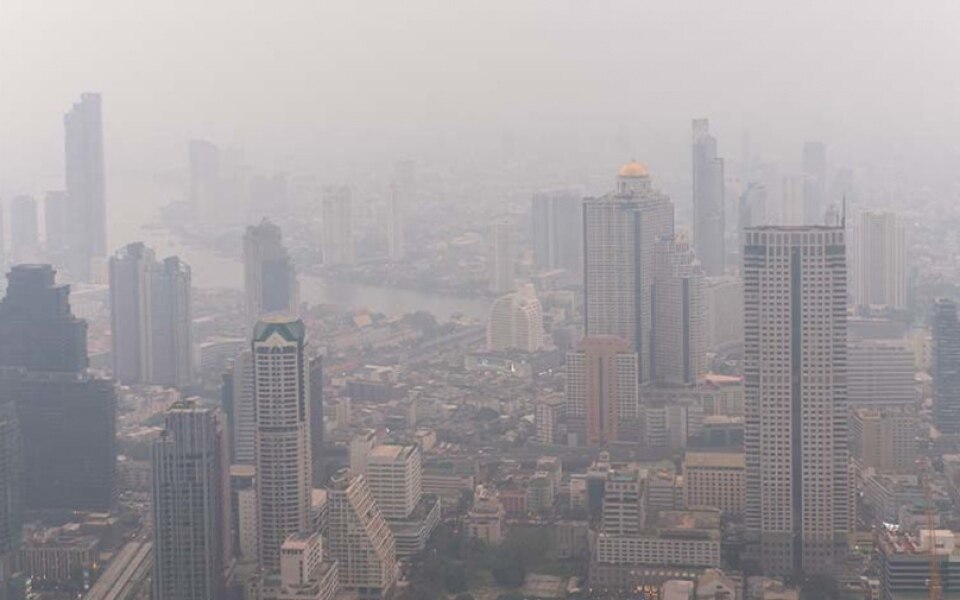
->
[933,298,960,434]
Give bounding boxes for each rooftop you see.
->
[684,451,745,469]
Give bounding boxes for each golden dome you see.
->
[618,160,649,178]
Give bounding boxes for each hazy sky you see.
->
[2,0,959,190]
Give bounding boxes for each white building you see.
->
[260,532,338,600]
[486,284,544,353]
[855,210,905,310]
[534,394,563,445]
[365,445,422,521]
[846,339,918,407]
[652,235,706,386]
[229,350,256,465]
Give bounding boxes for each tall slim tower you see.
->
[227,351,256,465]
[488,218,516,294]
[387,184,404,261]
[243,220,299,326]
[692,119,725,275]
[531,191,583,277]
[583,161,674,382]
[321,186,355,266]
[933,299,960,435]
[64,93,106,280]
[802,142,827,225]
[565,336,639,446]
[743,226,849,577]
[855,210,905,310]
[253,316,312,574]
[0,403,22,582]
[651,235,706,386]
[152,400,231,600]
[151,256,193,388]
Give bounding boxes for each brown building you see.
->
[850,406,917,473]
[682,451,745,515]
[565,336,639,445]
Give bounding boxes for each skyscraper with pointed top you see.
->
[692,119,725,275]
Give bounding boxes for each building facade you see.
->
[486,284,544,353]
[243,220,299,327]
[652,235,706,385]
[855,211,905,310]
[565,336,639,446]
[488,218,516,294]
[64,93,106,280]
[531,191,583,277]
[321,186,355,266]
[692,119,725,276]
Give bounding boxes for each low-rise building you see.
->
[683,451,745,515]
[466,486,504,544]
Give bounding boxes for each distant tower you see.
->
[531,191,583,277]
[692,120,725,276]
[321,186,355,266]
[584,161,674,382]
[565,336,639,446]
[243,220,299,326]
[933,299,960,435]
[10,195,39,264]
[802,142,827,225]
[651,236,706,386]
[152,400,231,600]
[326,470,398,600]
[743,225,849,577]
[0,403,22,581]
[387,184,404,261]
[486,284,544,353]
[151,256,193,388]
[253,316,312,574]
[64,93,106,280]
[44,191,69,261]
[189,140,222,214]
[309,357,325,488]
[855,210,905,310]
[488,218,516,294]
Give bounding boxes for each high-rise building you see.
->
[44,191,69,259]
[855,210,905,310]
[531,191,583,277]
[584,162,674,382]
[565,336,639,446]
[802,142,827,226]
[225,351,256,465]
[743,226,849,576]
[651,236,706,386]
[243,220,299,326]
[488,218,516,294]
[933,299,960,435]
[309,357,324,488]
[704,276,743,351]
[189,140,221,212]
[387,184,404,261]
[10,195,39,263]
[109,243,193,387]
[64,93,106,280]
[365,445,422,521]
[321,186,354,266]
[600,467,644,536]
[486,284,544,353]
[152,400,231,600]
[261,532,338,600]
[253,316,312,574]
[692,120,725,276]
[682,451,745,515]
[0,403,22,570]
[847,339,917,408]
[326,470,398,600]
[534,394,563,445]
[849,406,917,473]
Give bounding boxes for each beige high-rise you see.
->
[855,210,905,310]
[365,445,422,521]
[565,336,638,446]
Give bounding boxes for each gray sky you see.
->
[2,0,959,189]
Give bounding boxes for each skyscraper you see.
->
[692,119,725,276]
[486,284,544,353]
[243,220,299,326]
[189,139,222,213]
[0,403,22,577]
[855,210,905,310]
[10,195,39,263]
[365,445,422,521]
[531,191,583,277]
[488,218,516,294]
[933,299,960,435]
[321,186,355,266]
[309,357,325,488]
[226,351,256,465]
[387,184,404,261]
[802,142,827,225]
[253,316,312,574]
[64,93,106,280]
[651,236,706,386]
[743,226,849,577]
[152,400,231,600]
[583,161,674,382]
[327,470,398,600]
[109,243,193,387]
[44,191,69,260]
[565,336,639,446]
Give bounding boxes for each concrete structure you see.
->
[692,119,725,276]
[847,339,918,407]
[652,235,706,385]
[801,142,827,225]
[488,218,516,294]
[583,161,674,381]
[601,468,644,536]
[260,532,338,600]
[327,470,398,599]
[531,190,583,277]
[850,406,917,473]
[152,400,231,600]
[254,317,312,574]
[704,276,743,351]
[365,445,422,521]
[534,394,563,445]
[933,298,960,435]
[227,350,256,465]
[565,336,639,446]
[743,226,850,576]
[595,509,722,568]
[878,528,960,600]
[64,93,106,280]
[683,451,745,514]
[486,283,544,353]
[321,186,354,266]
[0,404,20,578]
[243,220,298,327]
[855,211,905,310]
[10,195,39,263]
[466,486,504,544]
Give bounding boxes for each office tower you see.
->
[933,299,960,435]
[855,210,905,310]
[600,467,644,536]
[0,265,114,512]
[704,276,743,351]
[321,186,354,266]
[738,183,767,245]
[386,184,404,261]
[565,336,639,446]
[189,139,222,213]
[230,465,258,563]
[0,265,87,372]
[64,93,106,280]
[849,406,917,473]
[486,283,544,353]
[488,218,516,294]
[244,220,298,326]
[109,243,193,386]
[847,339,917,407]
[781,176,804,225]
[365,445,422,521]
[651,236,706,386]
[225,351,256,464]
[531,191,583,277]
[261,532,338,600]
[535,394,563,445]
[44,191,69,258]
[584,162,674,382]
[327,470,398,600]
[309,357,324,487]
[152,400,231,600]
[10,195,39,263]
[743,226,849,577]
[692,120,725,276]
[682,451,745,515]
[253,316,312,574]
[0,404,22,566]
[802,142,827,225]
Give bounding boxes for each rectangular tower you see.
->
[933,299,960,435]
[321,186,355,266]
[692,119,725,276]
[855,210,905,310]
[565,336,639,446]
[64,93,106,280]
